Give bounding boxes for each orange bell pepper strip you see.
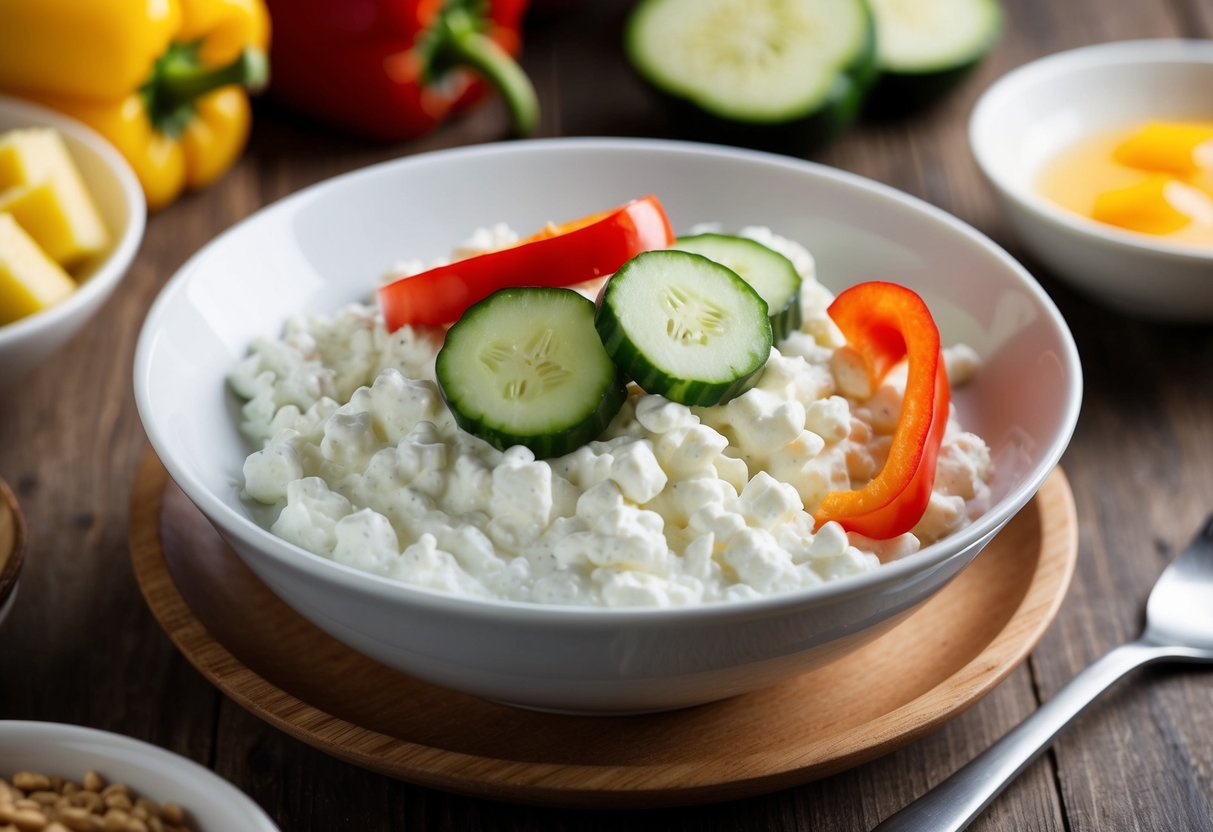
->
[379,195,674,330]
[814,281,950,540]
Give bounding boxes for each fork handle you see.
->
[873,639,1175,832]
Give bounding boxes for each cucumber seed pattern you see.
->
[478,328,572,401]
[660,284,729,346]
[685,2,816,73]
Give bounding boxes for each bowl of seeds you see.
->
[0,721,278,832]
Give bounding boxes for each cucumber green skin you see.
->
[599,299,765,406]
[865,1,1003,116]
[435,289,628,460]
[673,234,803,342]
[441,375,628,459]
[768,296,802,343]
[595,251,773,408]
[626,3,879,153]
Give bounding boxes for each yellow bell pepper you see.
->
[0,0,270,211]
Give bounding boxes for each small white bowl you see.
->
[0,721,278,831]
[135,138,1082,714]
[970,39,1213,321]
[0,95,145,388]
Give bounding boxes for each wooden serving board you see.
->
[128,453,1077,809]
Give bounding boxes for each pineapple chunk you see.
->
[0,128,108,268]
[0,212,76,325]
[0,180,104,268]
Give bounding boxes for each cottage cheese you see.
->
[229,228,993,607]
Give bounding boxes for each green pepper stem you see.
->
[433,9,539,137]
[157,47,269,113]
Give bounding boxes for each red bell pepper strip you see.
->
[379,195,674,330]
[813,281,951,540]
[263,0,537,140]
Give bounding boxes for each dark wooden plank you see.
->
[956,2,1213,832]
[0,11,314,767]
[2,0,1211,829]
[0,191,223,764]
[1179,0,1213,35]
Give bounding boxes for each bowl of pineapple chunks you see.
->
[0,94,145,388]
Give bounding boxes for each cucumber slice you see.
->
[596,250,772,407]
[866,0,1002,114]
[436,288,626,458]
[672,234,802,342]
[624,0,877,150]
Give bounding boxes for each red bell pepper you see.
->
[379,195,674,329]
[263,0,537,140]
[813,281,950,541]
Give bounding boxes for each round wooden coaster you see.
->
[129,453,1077,809]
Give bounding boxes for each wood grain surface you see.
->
[2,1,1212,830]
[128,457,1076,809]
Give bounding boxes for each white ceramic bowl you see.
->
[0,95,145,388]
[0,721,278,830]
[134,138,1082,714]
[970,39,1213,321]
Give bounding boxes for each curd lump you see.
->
[230,227,994,608]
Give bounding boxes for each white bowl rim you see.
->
[969,38,1213,263]
[0,720,279,830]
[134,136,1083,624]
[0,94,146,348]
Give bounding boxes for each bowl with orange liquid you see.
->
[970,39,1213,320]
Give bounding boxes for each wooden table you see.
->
[3,1,1212,829]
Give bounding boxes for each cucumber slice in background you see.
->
[624,0,877,152]
[436,288,626,459]
[866,0,1003,115]
[672,234,802,342]
[597,250,773,407]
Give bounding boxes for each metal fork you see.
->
[874,514,1213,832]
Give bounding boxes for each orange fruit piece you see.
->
[1091,175,1193,235]
[1113,122,1213,178]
